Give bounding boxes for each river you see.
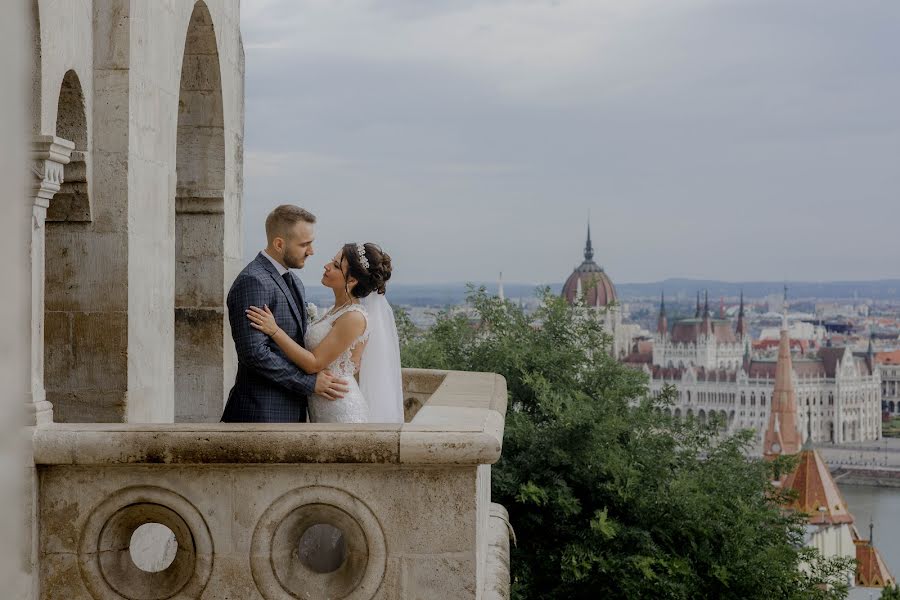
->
[840,485,900,600]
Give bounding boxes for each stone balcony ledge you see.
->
[32,369,508,466]
[33,369,510,599]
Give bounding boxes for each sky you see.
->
[239,0,900,286]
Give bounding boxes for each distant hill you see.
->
[302,278,900,307]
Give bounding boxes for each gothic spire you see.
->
[657,291,668,336]
[736,290,748,338]
[695,291,701,318]
[584,221,594,262]
[763,321,803,458]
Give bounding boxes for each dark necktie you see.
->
[282,272,303,310]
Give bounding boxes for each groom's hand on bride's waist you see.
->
[315,370,349,400]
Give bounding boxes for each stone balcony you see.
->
[32,368,511,600]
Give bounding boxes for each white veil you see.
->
[359,293,404,423]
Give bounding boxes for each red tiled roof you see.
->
[877,350,900,366]
[748,361,777,379]
[670,319,737,344]
[623,351,652,365]
[753,338,809,354]
[782,448,853,525]
[636,340,654,354]
[818,347,847,378]
[855,537,895,588]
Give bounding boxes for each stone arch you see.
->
[49,70,90,221]
[674,408,682,419]
[174,1,226,422]
[44,68,104,422]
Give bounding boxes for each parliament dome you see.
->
[561,225,618,307]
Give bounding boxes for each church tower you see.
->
[763,318,803,458]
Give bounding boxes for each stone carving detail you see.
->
[31,135,74,202]
[251,485,387,600]
[48,150,92,222]
[77,486,213,600]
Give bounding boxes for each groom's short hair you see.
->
[265,205,316,241]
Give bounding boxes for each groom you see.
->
[221,205,348,422]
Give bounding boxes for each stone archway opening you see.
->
[49,70,90,221]
[44,69,106,422]
[174,1,226,422]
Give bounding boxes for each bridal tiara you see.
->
[356,243,370,270]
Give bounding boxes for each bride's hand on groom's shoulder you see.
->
[315,370,349,401]
[246,305,280,337]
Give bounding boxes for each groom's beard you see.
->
[283,248,306,270]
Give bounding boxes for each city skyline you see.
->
[241,0,900,285]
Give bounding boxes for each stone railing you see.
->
[32,368,510,600]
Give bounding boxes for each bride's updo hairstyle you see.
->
[341,243,392,298]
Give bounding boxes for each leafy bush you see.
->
[400,288,853,599]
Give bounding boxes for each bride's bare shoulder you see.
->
[333,308,367,335]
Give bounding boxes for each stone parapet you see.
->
[33,369,510,599]
[34,370,506,466]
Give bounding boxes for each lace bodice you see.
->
[304,304,369,379]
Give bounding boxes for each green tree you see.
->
[400,288,853,600]
[882,584,900,600]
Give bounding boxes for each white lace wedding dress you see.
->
[305,303,370,423]
[299,303,370,572]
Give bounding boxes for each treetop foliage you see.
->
[399,288,854,600]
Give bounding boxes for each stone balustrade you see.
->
[32,368,510,599]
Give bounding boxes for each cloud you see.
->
[240,0,900,284]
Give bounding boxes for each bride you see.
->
[245,242,403,424]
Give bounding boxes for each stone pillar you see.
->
[28,135,74,426]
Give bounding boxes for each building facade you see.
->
[877,350,900,415]
[628,297,882,445]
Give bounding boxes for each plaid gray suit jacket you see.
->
[221,253,315,422]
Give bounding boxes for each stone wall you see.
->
[34,0,243,424]
[33,369,511,599]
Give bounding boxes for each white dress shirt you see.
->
[262,249,289,276]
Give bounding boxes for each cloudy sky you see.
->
[240,0,900,286]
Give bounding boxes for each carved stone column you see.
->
[28,135,74,426]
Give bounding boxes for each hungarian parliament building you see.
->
[561,228,883,445]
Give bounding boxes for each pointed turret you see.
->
[701,290,712,336]
[763,321,803,458]
[868,329,875,358]
[584,222,594,262]
[855,531,895,588]
[782,446,853,524]
[497,272,505,301]
[657,292,668,336]
[719,296,726,319]
[695,291,701,318]
[735,290,748,338]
